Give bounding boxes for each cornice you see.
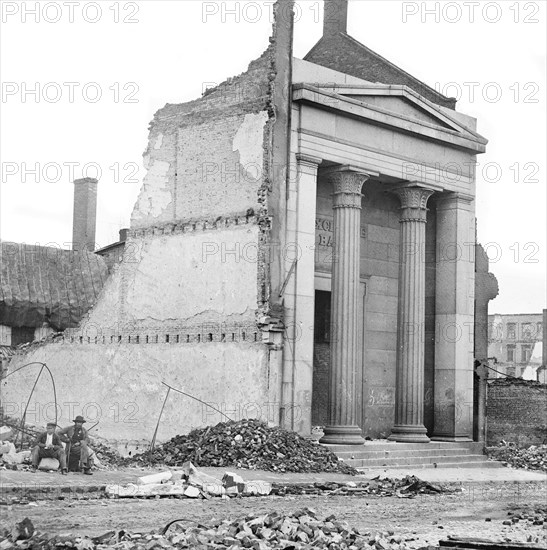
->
[128,214,266,240]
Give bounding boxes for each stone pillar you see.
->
[389,186,435,443]
[433,193,476,441]
[281,154,321,434]
[320,167,370,445]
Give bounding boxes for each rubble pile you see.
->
[92,441,124,469]
[486,442,547,472]
[0,509,420,550]
[125,419,357,474]
[273,476,450,497]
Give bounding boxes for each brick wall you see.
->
[487,378,547,445]
[304,32,456,110]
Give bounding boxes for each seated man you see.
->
[31,422,67,474]
[58,415,93,475]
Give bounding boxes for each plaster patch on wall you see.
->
[132,159,172,222]
[232,112,269,181]
[154,133,164,150]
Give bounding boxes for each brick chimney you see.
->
[323,0,348,35]
[72,177,98,252]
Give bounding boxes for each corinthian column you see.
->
[320,167,371,445]
[389,186,435,443]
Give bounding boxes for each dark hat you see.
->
[73,416,86,423]
[46,422,57,427]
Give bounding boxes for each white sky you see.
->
[0,0,545,314]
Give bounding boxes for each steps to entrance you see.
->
[323,441,502,470]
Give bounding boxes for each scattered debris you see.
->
[107,466,452,501]
[487,442,547,472]
[0,509,423,549]
[123,419,358,474]
[10,519,34,541]
[273,476,453,498]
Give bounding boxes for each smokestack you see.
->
[72,177,98,252]
[323,0,348,35]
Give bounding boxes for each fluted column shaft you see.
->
[389,186,434,443]
[320,168,370,445]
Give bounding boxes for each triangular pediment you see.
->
[303,82,486,144]
[344,94,454,129]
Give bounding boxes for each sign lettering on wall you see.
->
[315,217,366,247]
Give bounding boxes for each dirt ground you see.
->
[1,483,546,548]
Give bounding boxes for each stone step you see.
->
[335,447,476,460]
[325,441,484,453]
[357,460,504,471]
[345,454,493,468]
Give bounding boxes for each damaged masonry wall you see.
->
[1,1,294,446]
[487,378,547,446]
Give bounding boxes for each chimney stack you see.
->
[72,177,98,252]
[323,0,348,35]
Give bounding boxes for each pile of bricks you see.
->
[3,509,420,550]
[125,419,357,474]
[486,443,547,472]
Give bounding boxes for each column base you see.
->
[319,425,365,445]
[388,424,430,443]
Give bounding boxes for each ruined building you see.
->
[2,0,494,447]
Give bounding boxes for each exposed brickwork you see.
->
[304,32,456,110]
[487,378,547,445]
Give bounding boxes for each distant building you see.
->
[488,313,544,379]
[95,229,128,271]
[0,178,110,351]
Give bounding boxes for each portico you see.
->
[283,57,487,444]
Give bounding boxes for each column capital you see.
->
[325,167,377,209]
[391,185,435,222]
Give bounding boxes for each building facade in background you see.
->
[488,312,545,380]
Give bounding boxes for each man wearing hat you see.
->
[31,422,67,474]
[58,416,93,475]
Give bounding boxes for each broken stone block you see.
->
[223,471,245,494]
[183,485,201,498]
[243,481,272,496]
[137,471,173,485]
[189,469,225,496]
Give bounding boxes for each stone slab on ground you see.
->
[1,464,545,498]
